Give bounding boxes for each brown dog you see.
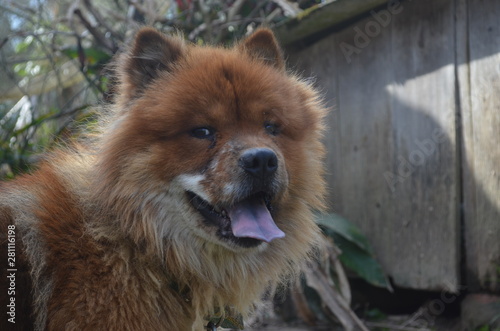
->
[0,28,327,330]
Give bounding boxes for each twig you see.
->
[218,17,264,31]
[0,37,9,50]
[303,258,369,331]
[30,33,66,109]
[365,321,431,331]
[7,1,37,16]
[326,238,351,304]
[228,0,246,22]
[264,8,282,25]
[73,8,115,53]
[198,0,213,43]
[82,0,122,44]
[272,0,302,16]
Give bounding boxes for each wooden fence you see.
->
[286,0,500,292]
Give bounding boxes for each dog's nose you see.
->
[239,148,278,180]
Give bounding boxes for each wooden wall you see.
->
[288,0,500,292]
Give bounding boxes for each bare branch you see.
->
[73,8,116,53]
[272,0,302,16]
[228,0,246,22]
[302,238,369,331]
[0,60,85,102]
[82,0,122,44]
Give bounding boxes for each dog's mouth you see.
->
[187,191,285,248]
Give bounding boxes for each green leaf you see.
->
[315,213,392,290]
[364,308,387,320]
[333,234,391,290]
[15,35,34,53]
[299,275,329,322]
[13,63,28,77]
[315,213,372,253]
[62,46,111,65]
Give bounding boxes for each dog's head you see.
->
[96,28,326,253]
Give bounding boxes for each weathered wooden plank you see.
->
[330,15,398,290]
[288,39,342,212]
[384,0,459,291]
[275,0,389,46]
[289,0,460,291]
[461,0,500,292]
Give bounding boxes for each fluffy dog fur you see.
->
[0,28,327,330]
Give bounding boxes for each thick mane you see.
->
[0,28,327,331]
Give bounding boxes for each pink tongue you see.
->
[228,196,285,243]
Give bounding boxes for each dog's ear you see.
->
[122,28,184,98]
[239,28,284,70]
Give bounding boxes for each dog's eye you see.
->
[191,127,215,139]
[264,122,280,136]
